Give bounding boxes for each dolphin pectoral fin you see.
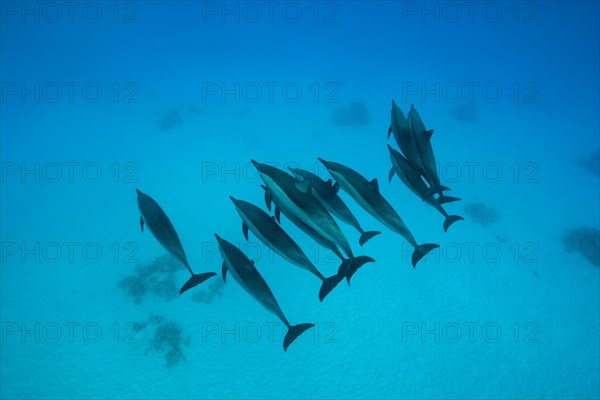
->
[423,129,434,140]
[283,323,315,351]
[180,272,217,294]
[438,195,461,205]
[262,185,272,211]
[319,273,344,302]
[387,125,392,139]
[443,215,464,232]
[139,217,144,232]
[359,231,381,247]
[411,243,439,268]
[242,222,249,240]
[388,167,395,182]
[274,207,281,223]
[221,262,228,282]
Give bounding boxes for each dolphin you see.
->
[230,196,343,301]
[408,105,457,204]
[215,234,314,351]
[388,100,428,179]
[136,189,216,294]
[388,145,463,232]
[288,167,381,246]
[318,159,439,268]
[261,184,374,283]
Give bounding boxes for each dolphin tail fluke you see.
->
[359,230,381,246]
[411,243,439,268]
[318,273,344,302]
[443,215,464,232]
[437,195,461,204]
[284,323,315,351]
[179,272,217,294]
[340,256,376,285]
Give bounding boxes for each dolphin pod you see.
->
[133,100,462,351]
[136,189,216,294]
[252,160,375,283]
[389,101,460,205]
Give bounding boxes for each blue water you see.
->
[1,1,599,399]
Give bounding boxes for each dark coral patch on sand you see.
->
[119,254,224,304]
[142,316,190,368]
[579,149,599,178]
[563,226,599,266]
[191,278,225,304]
[451,104,478,124]
[330,102,372,127]
[156,109,183,131]
[119,254,180,304]
[464,202,499,227]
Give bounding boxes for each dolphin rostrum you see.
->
[136,189,216,294]
[215,234,314,351]
[230,196,343,301]
[408,104,457,204]
[318,159,439,268]
[288,167,381,246]
[252,160,374,282]
[388,145,463,232]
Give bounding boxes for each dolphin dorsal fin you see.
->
[331,182,340,194]
[423,129,434,140]
[370,178,379,191]
[139,217,144,232]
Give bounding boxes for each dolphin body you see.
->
[252,161,374,282]
[215,234,314,351]
[318,159,439,268]
[136,189,216,294]
[407,105,457,204]
[388,145,463,232]
[288,167,381,246]
[230,196,343,301]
